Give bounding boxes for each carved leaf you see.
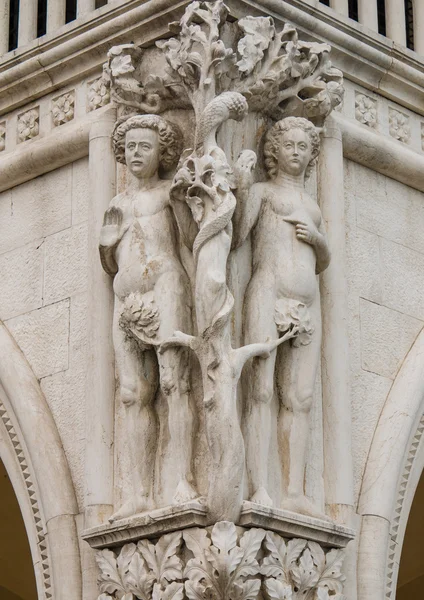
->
[264,578,293,600]
[316,589,330,600]
[290,548,319,591]
[118,544,137,583]
[237,16,275,74]
[138,532,183,586]
[206,521,244,587]
[152,582,185,600]
[261,532,287,580]
[126,551,155,600]
[307,542,325,575]
[232,580,262,600]
[317,549,345,593]
[185,579,211,600]
[98,595,115,600]
[235,527,265,578]
[96,549,126,596]
[285,539,308,569]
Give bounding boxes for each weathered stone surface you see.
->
[0,166,72,255]
[380,238,424,321]
[44,222,88,305]
[0,239,44,320]
[5,299,69,379]
[40,366,85,510]
[360,299,423,379]
[351,370,393,500]
[346,225,382,305]
[72,158,89,225]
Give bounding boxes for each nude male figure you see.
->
[233,117,330,517]
[99,115,197,520]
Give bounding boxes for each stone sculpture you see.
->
[98,0,344,523]
[95,522,346,600]
[234,117,330,516]
[99,114,198,520]
[87,5,354,600]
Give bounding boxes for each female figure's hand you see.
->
[283,217,321,246]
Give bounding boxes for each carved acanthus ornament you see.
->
[96,523,346,600]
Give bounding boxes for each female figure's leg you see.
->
[276,295,323,517]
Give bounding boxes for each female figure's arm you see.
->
[283,215,331,274]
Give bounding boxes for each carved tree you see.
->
[103,0,343,522]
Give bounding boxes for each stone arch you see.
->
[0,320,82,600]
[357,326,424,600]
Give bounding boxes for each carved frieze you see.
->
[389,108,411,143]
[354,93,377,128]
[88,74,111,111]
[17,107,39,143]
[52,91,75,126]
[95,522,346,600]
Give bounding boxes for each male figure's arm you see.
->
[99,203,127,277]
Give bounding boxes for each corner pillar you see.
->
[318,116,354,524]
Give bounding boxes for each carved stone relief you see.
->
[91,2,350,597]
[388,108,411,143]
[88,75,111,111]
[99,0,342,526]
[95,522,346,600]
[52,90,75,126]
[354,93,377,128]
[17,107,39,143]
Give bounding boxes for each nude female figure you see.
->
[233,117,330,517]
[99,115,197,520]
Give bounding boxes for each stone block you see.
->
[356,178,424,255]
[40,367,85,511]
[346,226,382,305]
[0,166,72,255]
[360,298,423,379]
[347,162,387,204]
[350,369,393,502]
[5,299,70,379]
[380,238,424,321]
[0,239,44,320]
[70,293,88,371]
[72,158,89,225]
[43,223,88,305]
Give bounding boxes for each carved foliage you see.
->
[52,91,75,126]
[17,107,39,143]
[105,0,343,124]
[96,525,346,600]
[389,108,410,143]
[88,74,111,111]
[96,531,183,600]
[354,93,377,128]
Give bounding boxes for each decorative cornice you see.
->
[386,413,424,599]
[0,398,52,599]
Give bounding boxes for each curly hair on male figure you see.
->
[113,114,183,171]
[264,116,320,180]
